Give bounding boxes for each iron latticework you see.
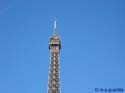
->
[48,20,61,93]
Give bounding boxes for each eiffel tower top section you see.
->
[49,19,61,50]
[48,19,61,93]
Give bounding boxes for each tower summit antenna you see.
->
[54,18,56,35]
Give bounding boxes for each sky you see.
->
[0,0,125,93]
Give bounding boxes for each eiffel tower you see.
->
[48,19,61,93]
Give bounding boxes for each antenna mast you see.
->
[54,18,56,35]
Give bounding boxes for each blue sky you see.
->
[0,0,125,93]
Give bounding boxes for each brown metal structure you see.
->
[48,20,61,93]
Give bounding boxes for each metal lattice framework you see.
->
[48,51,60,93]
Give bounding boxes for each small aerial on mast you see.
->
[53,18,56,35]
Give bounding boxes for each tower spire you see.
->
[54,18,56,35]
